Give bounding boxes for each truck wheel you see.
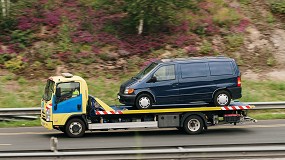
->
[135,94,153,109]
[213,90,231,106]
[183,115,204,134]
[65,118,86,138]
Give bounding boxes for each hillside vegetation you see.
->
[0,0,285,107]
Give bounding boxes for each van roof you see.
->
[160,56,233,63]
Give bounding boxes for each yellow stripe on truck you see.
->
[95,98,115,111]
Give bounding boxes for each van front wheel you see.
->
[213,90,231,106]
[135,94,153,109]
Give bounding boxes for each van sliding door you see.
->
[178,62,213,104]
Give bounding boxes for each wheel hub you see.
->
[188,119,200,132]
[139,97,150,108]
[217,94,228,105]
[69,122,82,135]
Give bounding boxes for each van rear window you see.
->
[209,61,233,76]
[181,63,208,78]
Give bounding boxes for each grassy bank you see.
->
[1,74,285,108]
[240,80,285,102]
[248,109,285,120]
[0,119,40,128]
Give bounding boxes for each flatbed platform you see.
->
[94,98,255,115]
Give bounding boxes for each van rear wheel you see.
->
[135,94,153,109]
[213,90,231,106]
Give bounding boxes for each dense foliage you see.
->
[0,0,253,74]
[271,0,285,14]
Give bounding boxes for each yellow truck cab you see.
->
[41,73,88,131]
[41,73,255,138]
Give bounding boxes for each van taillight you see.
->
[237,76,241,87]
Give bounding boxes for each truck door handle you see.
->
[77,104,81,110]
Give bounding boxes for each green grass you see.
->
[0,119,40,128]
[240,80,285,102]
[248,109,285,120]
[1,76,285,107]
[0,76,44,108]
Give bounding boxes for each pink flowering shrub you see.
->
[230,19,250,33]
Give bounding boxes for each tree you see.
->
[123,0,196,34]
[1,0,10,18]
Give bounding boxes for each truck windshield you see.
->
[135,62,158,79]
[43,80,55,101]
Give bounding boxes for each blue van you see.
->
[118,57,242,109]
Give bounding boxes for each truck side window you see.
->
[56,82,80,103]
[154,65,175,81]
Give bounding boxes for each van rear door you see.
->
[208,61,236,90]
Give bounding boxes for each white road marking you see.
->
[0,144,12,146]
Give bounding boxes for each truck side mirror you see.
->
[56,88,61,97]
[148,76,157,83]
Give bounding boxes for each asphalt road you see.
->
[0,120,285,151]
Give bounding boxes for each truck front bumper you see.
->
[41,118,53,130]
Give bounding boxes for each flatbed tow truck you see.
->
[41,73,256,138]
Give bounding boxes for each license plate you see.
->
[118,95,120,99]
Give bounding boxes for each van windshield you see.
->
[43,79,55,101]
[135,62,158,79]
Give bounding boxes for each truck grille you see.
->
[41,111,46,120]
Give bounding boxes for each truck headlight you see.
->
[46,115,50,121]
[46,109,50,115]
[124,88,134,94]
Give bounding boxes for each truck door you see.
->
[53,82,82,113]
[149,64,179,104]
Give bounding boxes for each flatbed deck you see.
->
[94,98,254,115]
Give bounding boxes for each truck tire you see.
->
[65,118,86,138]
[135,94,153,109]
[183,115,204,134]
[213,90,231,106]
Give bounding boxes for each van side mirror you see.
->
[56,87,61,97]
[148,76,157,83]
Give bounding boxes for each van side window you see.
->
[209,62,233,76]
[181,63,208,78]
[154,65,175,81]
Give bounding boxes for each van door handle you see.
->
[172,83,179,86]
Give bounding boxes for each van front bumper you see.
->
[41,118,53,130]
[118,93,136,105]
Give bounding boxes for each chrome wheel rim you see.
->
[139,97,150,108]
[187,119,200,132]
[69,122,82,135]
[217,94,228,105]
